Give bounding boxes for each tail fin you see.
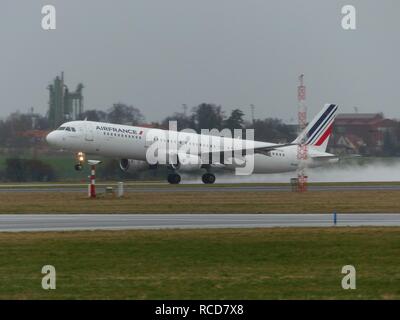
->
[293,104,338,152]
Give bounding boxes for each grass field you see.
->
[0,154,86,181]
[0,190,400,214]
[0,227,399,299]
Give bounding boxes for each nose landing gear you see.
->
[75,152,85,171]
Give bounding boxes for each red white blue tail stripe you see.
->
[305,104,338,146]
[293,104,338,150]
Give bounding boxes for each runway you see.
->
[1,184,400,193]
[1,213,400,232]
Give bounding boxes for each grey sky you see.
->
[1,0,399,123]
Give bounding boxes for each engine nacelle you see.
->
[119,159,150,173]
[168,153,203,172]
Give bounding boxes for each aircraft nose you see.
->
[46,131,57,145]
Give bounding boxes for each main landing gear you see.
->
[202,173,216,184]
[167,173,181,184]
[166,172,216,185]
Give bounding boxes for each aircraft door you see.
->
[145,130,154,148]
[85,123,94,141]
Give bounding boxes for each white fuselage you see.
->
[46,120,337,174]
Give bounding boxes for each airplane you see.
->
[46,103,339,184]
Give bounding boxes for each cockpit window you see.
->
[57,126,76,132]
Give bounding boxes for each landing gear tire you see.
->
[75,164,83,171]
[167,173,181,184]
[202,173,216,184]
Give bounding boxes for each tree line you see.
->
[0,102,297,148]
[82,102,297,143]
[0,102,296,182]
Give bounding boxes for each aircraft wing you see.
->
[252,143,296,155]
[198,143,296,159]
[311,154,361,161]
[311,155,339,160]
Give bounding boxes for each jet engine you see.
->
[168,153,203,172]
[119,159,150,173]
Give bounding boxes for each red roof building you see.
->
[329,113,400,155]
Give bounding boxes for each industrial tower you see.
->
[47,72,84,129]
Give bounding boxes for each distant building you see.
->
[47,72,84,128]
[329,113,400,155]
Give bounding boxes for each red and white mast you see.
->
[88,160,102,198]
[297,74,308,192]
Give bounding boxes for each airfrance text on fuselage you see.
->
[96,126,142,135]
